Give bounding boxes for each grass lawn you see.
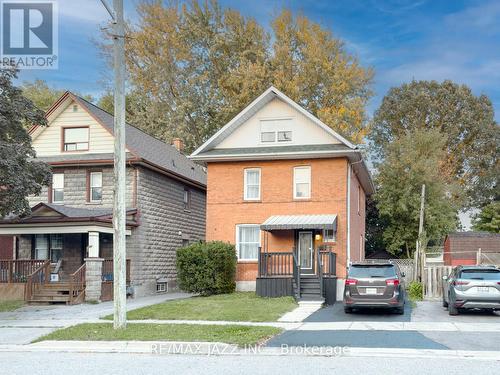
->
[104,292,297,322]
[35,323,282,347]
[0,300,24,312]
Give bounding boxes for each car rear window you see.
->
[348,265,397,278]
[459,269,500,280]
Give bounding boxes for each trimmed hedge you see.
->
[176,241,237,296]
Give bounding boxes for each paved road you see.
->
[2,352,500,375]
[412,301,500,322]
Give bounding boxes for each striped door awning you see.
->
[260,214,337,231]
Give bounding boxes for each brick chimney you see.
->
[172,138,183,152]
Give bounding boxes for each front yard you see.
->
[0,300,24,312]
[103,292,297,322]
[35,323,282,347]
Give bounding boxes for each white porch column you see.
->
[88,231,100,258]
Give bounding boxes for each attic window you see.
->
[72,105,78,112]
[260,119,293,144]
[63,127,89,151]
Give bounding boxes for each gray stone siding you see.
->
[28,166,136,209]
[128,167,206,296]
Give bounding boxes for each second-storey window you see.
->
[63,127,89,151]
[89,171,102,202]
[52,173,64,203]
[236,225,260,260]
[183,187,191,210]
[244,168,261,200]
[293,166,311,199]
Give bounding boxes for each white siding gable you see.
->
[216,98,341,149]
[32,100,117,157]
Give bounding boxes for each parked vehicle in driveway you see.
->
[343,262,406,314]
[442,265,500,315]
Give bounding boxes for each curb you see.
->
[1,341,500,360]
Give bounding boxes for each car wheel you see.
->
[344,307,353,314]
[395,306,405,315]
[448,303,459,316]
[442,296,448,308]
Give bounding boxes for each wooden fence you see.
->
[423,265,453,299]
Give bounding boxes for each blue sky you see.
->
[17,0,500,122]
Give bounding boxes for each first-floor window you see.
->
[34,234,49,260]
[236,225,260,260]
[323,229,336,243]
[50,234,63,262]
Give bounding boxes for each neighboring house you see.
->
[443,232,500,266]
[190,87,374,303]
[0,92,206,303]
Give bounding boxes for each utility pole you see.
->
[416,184,426,281]
[101,0,126,329]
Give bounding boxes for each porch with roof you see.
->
[256,214,338,304]
[0,203,133,304]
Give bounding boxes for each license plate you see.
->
[365,288,378,295]
[477,287,490,293]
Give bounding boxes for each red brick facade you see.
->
[206,157,366,281]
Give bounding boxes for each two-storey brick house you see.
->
[190,87,374,303]
[0,92,206,302]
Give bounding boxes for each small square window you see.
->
[156,282,168,293]
[323,229,336,243]
[261,132,275,143]
[278,131,292,142]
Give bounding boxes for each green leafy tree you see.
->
[99,0,373,152]
[375,128,460,258]
[365,197,388,256]
[0,69,51,217]
[21,79,65,111]
[370,80,500,209]
[22,79,94,112]
[472,201,500,233]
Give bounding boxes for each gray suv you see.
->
[343,262,406,314]
[442,265,500,315]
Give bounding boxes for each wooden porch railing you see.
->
[0,260,47,283]
[68,263,86,305]
[102,258,131,283]
[24,260,51,302]
[258,251,294,277]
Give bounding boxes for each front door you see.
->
[298,231,314,274]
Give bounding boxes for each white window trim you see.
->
[323,229,336,243]
[243,168,261,201]
[235,224,261,261]
[293,166,311,199]
[89,171,102,203]
[259,117,294,145]
[52,173,64,204]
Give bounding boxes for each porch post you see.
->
[85,257,103,302]
[88,232,100,258]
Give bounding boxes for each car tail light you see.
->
[386,279,400,286]
[345,279,358,286]
[453,281,469,286]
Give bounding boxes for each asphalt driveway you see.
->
[304,300,412,322]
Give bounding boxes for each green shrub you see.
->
[407,281,423,301]
[176,241,237,296]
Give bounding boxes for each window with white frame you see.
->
[244,168,261,200]
[52,173,64,203]
[183,188,191,210]
[34,234,49,260]
[49,234,63,262]
[260,119,293,144]
[236,225,260,260]
[63,127,89,151]
[323,229,336,243]
[293,166,311,199]
[89,171,102,202]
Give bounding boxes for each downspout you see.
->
[346,162,351,267]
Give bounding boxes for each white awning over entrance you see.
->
[260,214,337,231]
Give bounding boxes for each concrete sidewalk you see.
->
[1,340,500,361]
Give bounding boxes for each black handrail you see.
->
[292,252,301,300]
